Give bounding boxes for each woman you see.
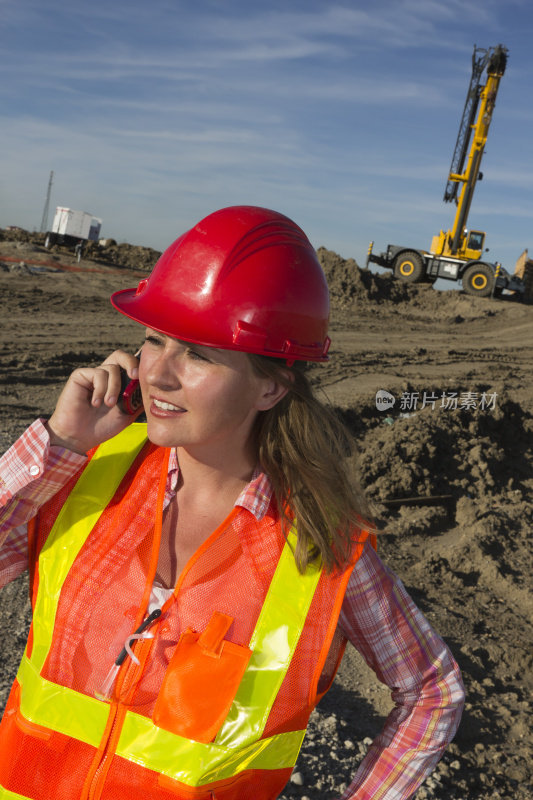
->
[0,206,464,800]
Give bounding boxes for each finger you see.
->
[102,364,125,408]
[101,349,140,379]
[90,367,112,407]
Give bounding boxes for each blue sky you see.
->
[1,0,531,271]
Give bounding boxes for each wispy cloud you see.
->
[0,0,530,267]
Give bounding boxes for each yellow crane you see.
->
[432,44,507,261]
[367,44,527,299]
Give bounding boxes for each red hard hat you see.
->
[111,205,330,361]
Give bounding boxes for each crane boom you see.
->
[443,47,491,204]
[432,44,507,258]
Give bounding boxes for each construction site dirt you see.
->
[1,231,531,800]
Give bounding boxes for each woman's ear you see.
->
[255,370,294,411]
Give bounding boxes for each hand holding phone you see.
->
[47,349,143,454]
[118,370,143,415]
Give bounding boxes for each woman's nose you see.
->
[144,351,181,390]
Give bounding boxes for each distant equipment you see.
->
[367,45,531,301]
[40,171,54,233]
[514,250,533,300]
[44,207,103,261]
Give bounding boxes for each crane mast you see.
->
[431,44,507,259]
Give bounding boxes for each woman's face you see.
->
[138,329,282,456]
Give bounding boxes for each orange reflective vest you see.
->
[0,424,373,800]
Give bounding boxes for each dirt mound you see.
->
[0,226,161,272]
[83,239,161,271]
[356,394,532,505]
[317,247,413,308]
[0,227,44,244]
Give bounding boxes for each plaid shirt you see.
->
[0,419,464,800]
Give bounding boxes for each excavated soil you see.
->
[1,232,532,799]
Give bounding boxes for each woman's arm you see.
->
[1,348,142,590]
[337,542,465,800]
[0,419,86,588]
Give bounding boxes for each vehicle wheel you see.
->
[462,263,494,297]
[393,251,424,282]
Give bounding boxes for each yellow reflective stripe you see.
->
[14,653,306,786]
[16,655,108,747]
[215,529,321,746]
[0,786,31,799]
[117,710,305,785]
[30,424,148,673]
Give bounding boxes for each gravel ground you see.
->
[1,230,532,799]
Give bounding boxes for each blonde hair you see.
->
[249,355,372,574]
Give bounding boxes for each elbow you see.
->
[427,654,466,742]
[416,653,466,738]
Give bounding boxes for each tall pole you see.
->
[40,170,54,233]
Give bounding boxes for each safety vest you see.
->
[0,424,373,800]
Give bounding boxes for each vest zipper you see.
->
[83,618,161,800]
[86,701,124,800]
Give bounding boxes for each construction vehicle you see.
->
[514,250,533,299]
[367,44,528,299]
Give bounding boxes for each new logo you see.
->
[375,390,396,411]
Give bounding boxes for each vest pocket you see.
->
[153,611,252,743]
[14,710,52,741]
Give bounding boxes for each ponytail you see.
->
[249,356,372,573]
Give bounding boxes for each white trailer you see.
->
[50,207,102,241]
[44,207,103,260]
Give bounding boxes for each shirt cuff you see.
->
[0,418,86,503]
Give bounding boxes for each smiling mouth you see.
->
[152,398,183,412]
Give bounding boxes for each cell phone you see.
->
[119,369,144,415]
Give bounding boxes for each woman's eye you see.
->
[187,348,209,362]
[144,335,163,346]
